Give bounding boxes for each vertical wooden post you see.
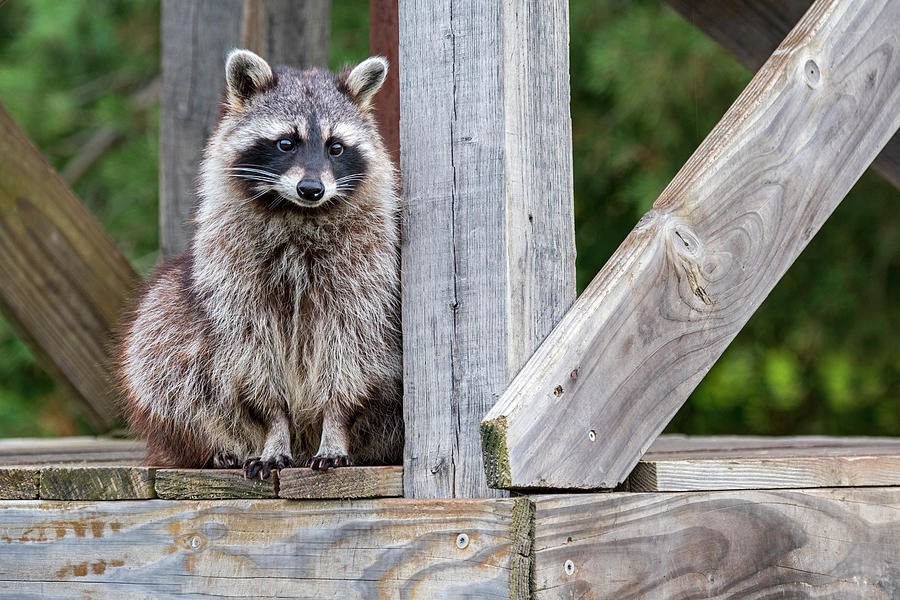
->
[399,0,575,498]
[159,0,330,260]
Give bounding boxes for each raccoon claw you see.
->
[209,452,243,469]
[306,454,352,471]
[242,454,296,480]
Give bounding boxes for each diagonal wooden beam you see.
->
[665,0,900,190]
[0,104,139,431]
[482,0,900,489]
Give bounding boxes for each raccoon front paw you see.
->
[243,454,296,480]
[209,452,243,469]
[306,454,352,471]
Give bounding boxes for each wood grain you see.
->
[39,467,155,500]
[0,468,39,500]
[629,455,900,492]
[400,0,575,498]
[664,0,900,190]
[645,434,900,459]
[0,498,529,599]
[0,437,145,466]
[0,105,139,432]
[154,469,275,499]
[482,0,900,489]
[159,0,330,259]
[532,488,900,599]
[278,466,402,499]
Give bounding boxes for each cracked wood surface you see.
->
[0,106,138,432]
[159,0,330,259]
[532,488,900,599]
[0,498,529,599]
[399,0,575,498]
[664,0,900,191]
[482,0,900,489]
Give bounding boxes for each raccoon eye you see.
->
[328,142,344,157]
[276,139,294,152]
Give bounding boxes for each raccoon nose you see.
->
[297,178,325,201]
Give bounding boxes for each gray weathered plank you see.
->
[159,0,330,259]
[629,455,900,492]
[644,434,900,459]
[400,0,575,498]
[278,466,402,499]
[533,488,900,599]
[482,0,900,489]
[39,467,155,500]
[0,106,139,432]
[0,437,145,466]
[0,468,39,500]
[664,0,900,191]
[0,498,531,599]
[154,469,275,499]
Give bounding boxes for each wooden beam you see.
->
[39,467,155,500]
[159,0,330,260]
[482,0,900,489]
[0,436,144,466]
[533,488,900,598]
[400,0,575,498]
[665,0,900,190]
[370,0,400,169]
[154,469,275,499]
[0,105,139,432]
[0,497,533,599]
[278,466,403,499]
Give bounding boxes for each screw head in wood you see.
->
[804,59,821,88]
[456,533,469,549]
[564,559,575,575]
[588,430,596,442]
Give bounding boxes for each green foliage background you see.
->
[0,0,896,438]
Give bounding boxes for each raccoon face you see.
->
[216,50,388,211]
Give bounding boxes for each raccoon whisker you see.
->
[228,164,279,173]
[224,168,281,179]
[230,175,280,184]
[334,175,365,183]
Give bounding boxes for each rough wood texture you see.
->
[665,0,900,190]
[0,468,39,500]
[400,0,575,498]
[154,469,275,499]
[0,106,139,432]
[482,0,900,489]
[0,437,145,466]
[630,435,900,491]
[370,0,400,169]
[159,0,330,259]
[39,467,155,500]
[0,498,529,599]
[278,466,402,499]
[533,488,900,599]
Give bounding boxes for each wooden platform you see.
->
[1,435,898,598]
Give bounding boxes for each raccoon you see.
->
[118,50,402,478]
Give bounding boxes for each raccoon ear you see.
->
[344,57,388,110]
[225,49,275,109]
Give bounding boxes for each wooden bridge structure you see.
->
[1,0,899,597]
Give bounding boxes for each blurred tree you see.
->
[0,0,895,437]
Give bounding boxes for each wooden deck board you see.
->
[0,498,529,599]
[532,488,900,599]
[154,469,276,500]
[278,466,403,499]
[39,467,155,500]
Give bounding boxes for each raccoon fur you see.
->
[118,50,402,478]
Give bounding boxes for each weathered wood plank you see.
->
[154,469,275,499]
[370,0,400,169]
[0,106,139,432]
[645,434,900,459]
[0,468,39,500]
[482,0,900,489]
[0,498,530,599]
[0,437,145,466]
[278,466,402,499]
[160,0,330,259]
[39,467,155,500]
[664,0,900,191]
[533,488,900,599]
[400,0,575,498]
[629,455,900,492]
